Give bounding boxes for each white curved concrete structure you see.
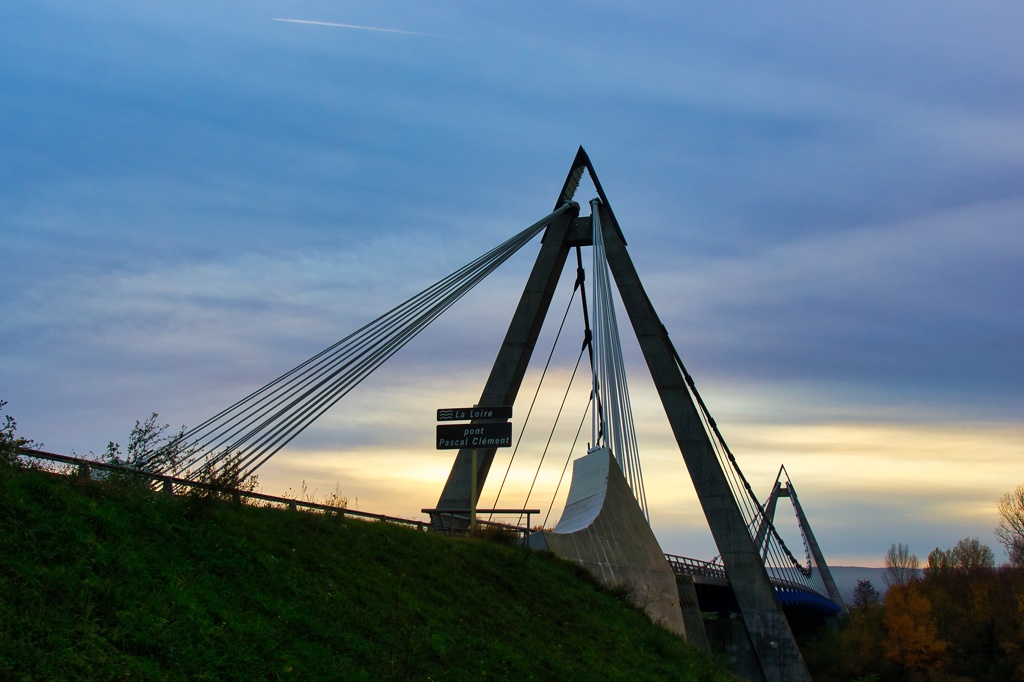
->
[529,448,688,637]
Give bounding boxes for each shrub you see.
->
[0,400,39,468]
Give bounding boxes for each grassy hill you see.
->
[0,462,734,681]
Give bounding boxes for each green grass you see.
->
[0,464,734,681]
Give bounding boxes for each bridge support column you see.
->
[596,201,811,682]
[529,448,688,637]
[433,149,812,680]
[675,575,709,650]
[703,613,769,682]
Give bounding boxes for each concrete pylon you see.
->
[529,448,690,638]
[781,478,849,618]
[597,199,810,681]
[433,203,580,515]
[435,148,813,681]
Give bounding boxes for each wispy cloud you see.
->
[272,17,440,38]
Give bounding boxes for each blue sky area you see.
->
[3,1,1022,565]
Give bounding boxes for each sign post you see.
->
[471,448,478,531]
[435,405,513,531]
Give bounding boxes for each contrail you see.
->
[273,17,434,37]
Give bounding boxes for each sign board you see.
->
[436,405,513,422]
[436,422,513,450]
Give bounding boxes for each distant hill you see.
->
[829,566,889,604]
[0,464,734,681]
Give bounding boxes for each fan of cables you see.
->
[148,202,576,482]
[589,198,649,519]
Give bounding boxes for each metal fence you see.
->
[14,447,428,531]
[664,553,729,581]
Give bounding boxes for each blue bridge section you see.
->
[666,554,843,617]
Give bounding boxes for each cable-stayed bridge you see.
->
[149,148,845,682]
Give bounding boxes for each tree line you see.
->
[807,486,1024,681]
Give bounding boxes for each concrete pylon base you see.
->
[528,448,688,638]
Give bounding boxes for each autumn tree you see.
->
[840,532,1023,681]
[883,584,948,679]
[884,542,920,588]
[833,578,885,678]
[996,484,1024,567]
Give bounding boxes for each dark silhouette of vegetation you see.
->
[927,536,995,574]
[97,412,262,500]
[100,412,182,471]
[997,484,1024,567]
[883,542,920,588]
[805,535,1024,682]
[98,413,185,488]
[852,579,880,609]
[189,450,261,501]
[0,400,39,467]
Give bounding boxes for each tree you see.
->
[852,579,880,609]
[883,584,949,679]
[927,546,954,574]
[884,542,920,588]
[928,537,995,575]
[0,400,39,467]
[102,413,184,472]
[100,413,189,489]
[839,598,886,678]
[951,536,995,571]
[996,484,1024,567]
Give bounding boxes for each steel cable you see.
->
[163,203,575,480]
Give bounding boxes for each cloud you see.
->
[4,0,1023,571]
[631,196,1024,416]
[272,18,442,38]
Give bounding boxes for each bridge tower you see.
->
[434,148,812,682]
[755,466,849,620]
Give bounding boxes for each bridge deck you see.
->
[665,553,841,615]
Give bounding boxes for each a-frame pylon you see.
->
[435,147,811,682]
[758,466,849,620]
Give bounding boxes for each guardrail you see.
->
[666,551,833,606]
[665,553,729,581]
[14,447,429,531]
[422,508,539,540]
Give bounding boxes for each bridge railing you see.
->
[665,553,729,581]
[421,508,539,542]
[667,550,835,607]
[13,447,429,531]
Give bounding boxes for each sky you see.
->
[3,1,1022,566]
